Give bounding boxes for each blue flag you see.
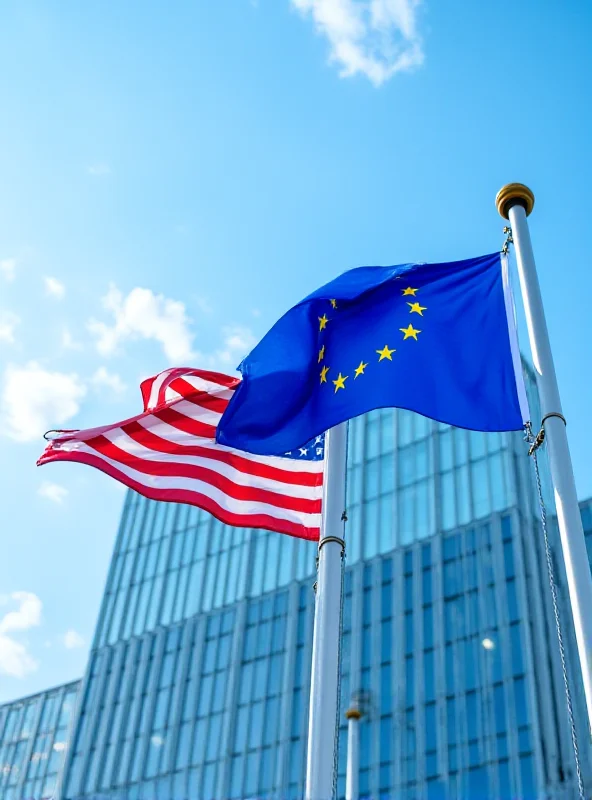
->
[216,253,529,456]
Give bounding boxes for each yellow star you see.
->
[407,301,427,316]
[354,360,368,378]
[319,314,329,331]
[333,372,348,392]
[376,345,396,361]
[400,324,421,340]
[318,345,325,362]
[320,365,330,384]
[330,299,337,309]
[402,287,418,296]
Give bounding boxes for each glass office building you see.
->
[3,384,592,798]
[0,680,80,800]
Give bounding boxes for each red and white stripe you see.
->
[37,368,324,540]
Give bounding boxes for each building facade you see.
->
[0,680,80,800]
[2,401,592,798]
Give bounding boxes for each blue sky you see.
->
[1,0,591,702]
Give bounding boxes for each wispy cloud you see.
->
[61,327,83,351]
[88,284,195,363]
[210,326,257,371]
[0,311,20,344]
[91,366,127,395]
[291,0,424,85]
[62,629,85,649]
[0,258,17,282]
[44,276,66,299]
[38,481,68,504]
[1,361,86,442]
[0,636,38,678]
[87,163,111,176]
[0,592,42,678]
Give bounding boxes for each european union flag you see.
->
[217,253,529,456]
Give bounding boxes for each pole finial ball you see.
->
[345,708,362,720]
[496,183,535,219]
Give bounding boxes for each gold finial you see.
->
[345,708,362,720]
[496,183,535,219]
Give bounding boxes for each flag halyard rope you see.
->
[525,421,586,800]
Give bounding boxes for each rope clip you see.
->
[501,226,513,255]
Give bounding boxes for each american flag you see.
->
[37,368,325,540]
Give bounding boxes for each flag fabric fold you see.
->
[216,253,529,456]
[37,368,324,540]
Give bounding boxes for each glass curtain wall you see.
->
[0,681,80,800]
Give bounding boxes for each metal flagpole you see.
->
[305,422,348,800]
[496,183,592,735]
[344,702,363,800]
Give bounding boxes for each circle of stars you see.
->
[317,286,425,394]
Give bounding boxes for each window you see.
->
[362,627,372,668]
[380,715,392,764]
[404,575,413,611]
[424,650,435,702]
[507,579,519,622]
[423,606,433,648]
[202,762,217,799]
[269,654,284,695]
[422,567,432,603]
[263,697,280,746]
[381,582,392,619]
[234,707,249,752]
[381,664,392,709]
[514,678,529,727]
[405,613,414,654]
[447,698,456,744]
[520,755,536,798]
[424,704,436,750]
[466,692,478,740]
[504,541,515,578]
[511,623,524,675]
[230,755,244,799]
[405,658,415,707]
[381,620,392,663]
[494,684,506,734]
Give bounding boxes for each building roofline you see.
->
[0,677,82,709]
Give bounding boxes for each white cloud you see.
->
[88,284,195,362]
[291,0,424,85]
[91,366,127,395]
[1,361,86,442]
[62,629,85,649]
[61,327,83,351]
[0,592,42,634]
[38,481,68,504]
[210,326,257,370]
[0,636,38,678]
[0,593,42,678]
[44,276,66,299]
[0,311,20,344]
[0,258,17,282]
[87,163,111,176]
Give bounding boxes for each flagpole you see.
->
[305,421,348,800]
[497,183,592,735]
[344,703,363,800]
